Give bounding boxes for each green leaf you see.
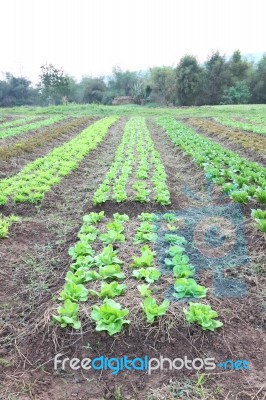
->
[141,297,169,323]
[132,267,161,283]
[173,278,207,299]
[91,299,130,335]
[183,302,223,331]
[99,230,125,244]
[137,284,152,297]
[59,282,89,302]
[53,299,81,329]
[98,265,125,280]
[94,245,123,267]
[131,245,155,268]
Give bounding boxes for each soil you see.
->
[0,116,265,400]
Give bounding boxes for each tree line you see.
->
[0,50,265,107]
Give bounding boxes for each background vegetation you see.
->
[0,50,265,107]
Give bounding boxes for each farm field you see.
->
[0,104,265,400]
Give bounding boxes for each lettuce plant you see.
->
[133,267,161,283]
[163,213,178,223]
[91,299,130,335]
[183,302,223,331]
[164,254,190,269]
[65,268,100,284]
[68,242,94,260]
[164,234,187,245]
[98,265,125,280]
[141,297,169,323]
[53,299,81,329]
[83,211,105,224]
[137,213,158,222]
[131,245,155,268]
[173,264,195,279]
[70,255,95,271]
[99,230,125,244]
[137,284,152,297]
[90,282,127,299]
[94,245,123,267]
[173,278,207,299]
[59,282,89,302]
[167,245,185,257]
[113,213,129,223]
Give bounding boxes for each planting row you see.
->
[0,117,117,205]
[0,115,39,130]
[53,211,223,335]
[93,116,170,205]
[0,213,21,238]
[157,117,266,232]
[215,116,266,136]
[186,118,266,157]
[0,116,93,162]
[0,115,64,140]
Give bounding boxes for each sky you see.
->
[1,0,265,84]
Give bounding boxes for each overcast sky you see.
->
[1,0,265,84]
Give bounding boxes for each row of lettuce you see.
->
[215,116,266,136]
[93,116,170,205]
[53,211,223,335]
[0,117,118,205]
[157,117,266,233]
[0,115,65,140]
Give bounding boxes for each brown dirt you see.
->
[0,116,265,400]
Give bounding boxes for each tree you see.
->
[202,52,231,105]
[221,81,251,104]
[228,50,251,84]
[108,67,139,97]
[82,78,107,103]
[0,73,35,107]
[251,55,266,103]
[38,64,70,105]
[149,67,176,105]
[176,55,203,105]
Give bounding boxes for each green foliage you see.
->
[39,63,70,105]
[83,211,105,224]
[94,245,123,267]
[183,303,223,331]
[0,117,117,204]
[53,299,81,329]
[141,297,169,323]
[137,213,158,222]
[91,299,130,335]
[137,284,152,297]
[59,282,89,302]
[0,214,21,239]
[173,278,207,299]
[164,234,187,245]
[134,222,157,244]
[173,264,195,279]
[65,268,100,284]
[131,245,155,268]
[98,265,125,280]
[163,213,178,223]
[68,242,94,260]
[97,282,127,298]
[230,190,249,204]
[176,55,203,106]
[99,230,125,244]
[133,267,161,283]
